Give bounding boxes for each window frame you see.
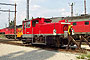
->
[44,21,51,23]
[85,21,89,25]
[32,20,39,27]
[26,21,30,28]
[73,22,77,26]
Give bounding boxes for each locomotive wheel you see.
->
[39,35,45,43]
[5,35,8,38]
[7,36,10,39]
[11,35,14,39]
[33,35,39,43]
[33,35,45,43]
[11,35,13,39]
[13,35,15,39]
[54,36,60,47]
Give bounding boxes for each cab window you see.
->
[44,21,51,23]
[26,21,30,28]
[32,20,39,27]
[85,21,89,25]
[73,22,77,26]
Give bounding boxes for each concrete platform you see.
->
[81,45,90,50]
[0,43,78,60]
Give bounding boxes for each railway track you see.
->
[0,38,20,41]
[0,38,90,53]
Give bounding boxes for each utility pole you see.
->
[84,0,86,15]
[0,3,17,40]
[14,3,17,40]
[70,3,73,17]
[27,0,29,20]
[0,8,1,14]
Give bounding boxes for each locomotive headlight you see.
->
[53,29,56,35]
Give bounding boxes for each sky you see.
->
[0,0,90,29]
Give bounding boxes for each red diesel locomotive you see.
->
[22,18,71,47]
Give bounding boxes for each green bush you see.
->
[77,54,90,59]
[0,34,5,38]
[87,54,90,59]
[81,55,85,59]
[76,56,81,59]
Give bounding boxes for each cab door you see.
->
[23,21,32,38]
[23,22,26,34]
[26,21,31,34]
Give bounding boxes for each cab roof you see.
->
[23,18,52,22]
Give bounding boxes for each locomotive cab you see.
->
[22,18,52,44]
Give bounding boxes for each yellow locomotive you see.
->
[17,28,23,40]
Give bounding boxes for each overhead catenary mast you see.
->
[70,3,73,17]
[84,0,86,15]
[14,3,17,40]
[0,3,17,39]
[8,9,10,27]
[27,0,29,20]
[69,2,74,17]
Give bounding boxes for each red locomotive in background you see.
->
[0,25,22,39]
[70,20,90,41]
[71,21,90,33]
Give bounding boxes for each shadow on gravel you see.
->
[0,49,56,60]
